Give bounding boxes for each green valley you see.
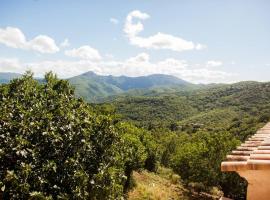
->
[1,72,270,199]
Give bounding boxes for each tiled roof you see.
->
[221,122,270,171]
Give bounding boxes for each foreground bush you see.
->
[169,131,247,199]
[0,72,152,199]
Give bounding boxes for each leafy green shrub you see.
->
[0,72,129,199]
[116,122,159,192]
[187,182,206,193]
[169,131,247,198]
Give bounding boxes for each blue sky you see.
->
[0,0,269,83]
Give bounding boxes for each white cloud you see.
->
[195,44,207,50]
[157,58,187,70]
[60,38,70,48]
[0,27,59,53]
[26,60,103,77]
[105,54,114,59]
[0,57,21,72]
[110,18,119,25]
[206,60,223,68]
[124,10,150,37]
[28,35,59,53]
[0,53,234,83]
[65,45,102,61]
[124,10,206,52]
[0,27,26,49]
[178,68,231,83]
[127,52,149,63]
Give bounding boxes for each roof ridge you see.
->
[221,122,270,171]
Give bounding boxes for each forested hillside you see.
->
[68,71,199,102]
[109,81,270,132]
[102,80,270,199]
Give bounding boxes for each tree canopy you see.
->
[0,72,157,199]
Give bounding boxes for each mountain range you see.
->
[0,71,201,102]
[68,71,200,102]
[0,72,22,84]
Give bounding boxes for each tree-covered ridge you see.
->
[68,71,199,102]
[105,81,270,199]
[109,81,270,131]
[0,72,158,199]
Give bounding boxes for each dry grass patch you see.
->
[128,169,188,200]
[128,167,222,200]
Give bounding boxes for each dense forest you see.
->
[1,72,270,199]
[101,80,270,199]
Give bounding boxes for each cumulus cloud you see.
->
[206,60,223,68]
[124,10,150,37]
[0,27,59,53]
[127,52,149,63]
[0,27,26,48]
[124,10,206,52]
[0,53,234,83]
[158,58,187,70]
[65,45,102,61]
[110,18,119,25]
[0,57,21,72]
[60,38,70,48]
[28,35,59,53]
[178,68,230,82]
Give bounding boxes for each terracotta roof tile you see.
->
[221,123,270,172]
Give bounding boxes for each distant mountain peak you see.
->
[81,71,98,77]
[0,72,22,83]
[68,71,196,102]
[81,71,183,80]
